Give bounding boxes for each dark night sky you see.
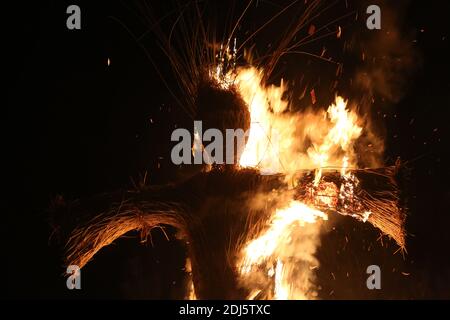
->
[4,0,450,299]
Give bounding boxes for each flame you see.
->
[215,66,364,179]
[210,63,370,299]
[185,258,197,300]
[274,259,289,300]
[238,200,328,299]
[308,96,362,185]
[234,68,295,175]
[240,201,328,274]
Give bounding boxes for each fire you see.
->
[239,201,328,274]
[308,97,362,186]
[217,67,363,180]
[238,201,328,299]
[234,67,295,175]
[274,259,288,300]
[211,65,370,299]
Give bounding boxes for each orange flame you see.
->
[211,64,370,299]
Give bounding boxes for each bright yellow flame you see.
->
[235,68,290,174]
[238,200,328,299]
[240,201,328,274]
[218,67,365,182]
[307,96,362,172]
[274,259,289,300]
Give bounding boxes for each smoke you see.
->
[275,219,324,299]
[337,0,421,168]
[354,0,420,103]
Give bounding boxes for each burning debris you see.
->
[53,1,407,300]
[58,165,404,299]
[57,85,406,298]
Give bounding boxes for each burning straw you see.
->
[294,164,406,248]
[53,0,411,299]
[57,169,288,299]
[65,197,188,270]
[56,163,405,299]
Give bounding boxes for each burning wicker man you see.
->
[52,1,406,300]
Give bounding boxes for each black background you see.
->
[5,0,450,299]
